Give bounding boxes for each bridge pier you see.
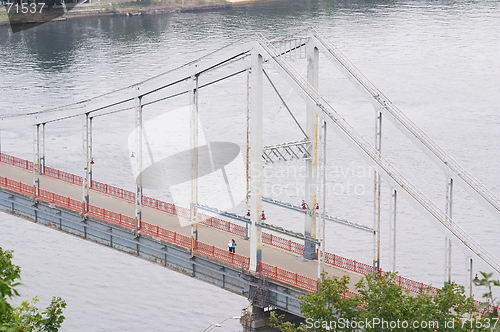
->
[249,49,264,272]
[303,39,320,261]
[240,306,303,332]
[134,92,143,237]
[444,177,453,284]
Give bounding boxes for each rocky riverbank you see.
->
[0,0,234,28]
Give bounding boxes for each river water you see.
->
[1,0,500,330]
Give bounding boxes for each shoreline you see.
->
[0,0,249,27]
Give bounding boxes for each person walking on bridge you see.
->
[231,239,236,253]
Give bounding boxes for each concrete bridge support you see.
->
[240,306,304,332]
[303,40,319,260]
[249,49,264,272]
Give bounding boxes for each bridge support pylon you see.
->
[373,110,382,271]
[190,73,199,255]
[134,91,143,237]
[82,113,90,215]
[249,48,263,271]
[303,40,319,260]
[444,177,453,284]
[388,189,397,272]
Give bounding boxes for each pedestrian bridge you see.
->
[0,152,438,311]
[2,29,500,330]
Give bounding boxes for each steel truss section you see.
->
[1,39,311,127]
[310,28,500,224]
[253,33,500,274]
[4,29,500,279]
[195,204,319,245]
[261,196,373,233]
[262,140,311,164]
[269,36,309,60]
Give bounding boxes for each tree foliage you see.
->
[271,272,499,332]
[0,248,21,323]
[473,271,500,330]
[474,272,500,306]
[0,247,66,332]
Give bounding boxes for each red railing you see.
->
[0,153,34,171]
[44,166,83,186]
[475,300,500,316]
[198,213,248,238]
[91,180,135,202]
[324,251,373,276]
[38,188,83,212]
[195,238,250,270]
[0,152,467,296]
[260,261,318,292]
[1,153,307,258]
[343,289,363,299]
[141,195,158,209]
[0,176,34,196]
[3,172,500,305]
[0,176,257,284]
[138,220,191,249]
[87,204,136,229]
[394,274,438,295]
[139,220,250,269]
[262,232,305,255]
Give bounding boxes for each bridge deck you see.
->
[0,161,365,291]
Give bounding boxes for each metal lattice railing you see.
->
[262,140,311,164]
[0,162,492,298]
[269,37,309,60]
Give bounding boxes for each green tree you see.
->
[474,272,500,307]
[271,272,494,332]
[473,271,500,331]
[356,272,476,332]
[271,275,362,332]
[0,248,21,324]
[0,247,66,332]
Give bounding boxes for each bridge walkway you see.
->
[0,161,365,291]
